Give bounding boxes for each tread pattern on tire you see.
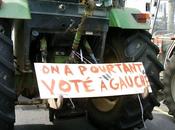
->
[87,31,163,130]
[0,32,15,130]
[122,32,163,129]
[163,54,175,117]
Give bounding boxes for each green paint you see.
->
[72,31,82,50]
[54,56,68,63]
[0,0,30,19]
[85,41,93,53]
[40,37,47,51]
[108,8,150,29]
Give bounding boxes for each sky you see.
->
[125,0,152,12]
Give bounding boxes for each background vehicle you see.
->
[0,0,163,130]
[151,0,175,118]
[163,38,175,118]
[153,31,175,118]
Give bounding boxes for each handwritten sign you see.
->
[34,62,151,99]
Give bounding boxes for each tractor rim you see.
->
[171,73,175,102]
[92,98,119,112]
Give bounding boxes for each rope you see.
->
[137,94,147,129]
[68,51,92,109]
[69,98,75,109]
[72,51,93,64]
[73,49,147,129]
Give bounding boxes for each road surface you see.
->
[14,104,175,130]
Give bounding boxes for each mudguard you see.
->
[0,0,30,19]
[109,8,150,29]
[164,40,175,68]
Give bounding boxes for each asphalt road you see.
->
[14,104,175,130]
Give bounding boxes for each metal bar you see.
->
[151,0,161,34]
[99,32,107,62]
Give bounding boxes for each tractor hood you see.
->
[0,0,30,19]
[109,8,150,29]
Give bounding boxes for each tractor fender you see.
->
[164,40,175,68]
[0,0,30,19]
[109,8,150,29]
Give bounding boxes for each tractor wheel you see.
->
[163,53,175,118]
[0,20,16,130]
[87,31,163,130]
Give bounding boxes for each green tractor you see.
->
[0,0,163,130]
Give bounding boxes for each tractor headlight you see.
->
[95,0,113,7]
[103,0,113,7]
[96,0,103,7]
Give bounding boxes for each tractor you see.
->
[153,33,175,118]
[150,0,175,119]
[0,0,163,130]
[161,36,175,118]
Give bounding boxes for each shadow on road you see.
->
[139,112,175,130]
[15,125,57,130]
[15,118,97,130]
[15,105,175,130]
[15,113,175,130]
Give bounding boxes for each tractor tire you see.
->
[0,20,15,130]
[87,31,163,130]
[163,53,175,118]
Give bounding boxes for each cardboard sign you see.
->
[34,62,151,99]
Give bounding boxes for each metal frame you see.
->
[15,0,109,71]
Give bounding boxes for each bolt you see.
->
[58,4,66,11]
